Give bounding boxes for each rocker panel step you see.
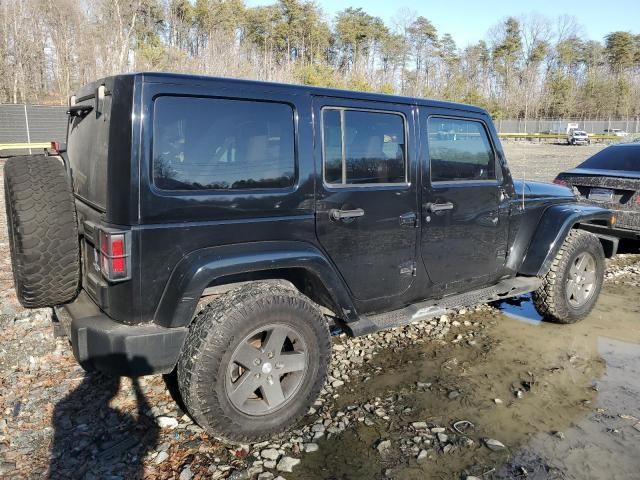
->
[345,276,542,336]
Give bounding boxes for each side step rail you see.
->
[344,276,542,336]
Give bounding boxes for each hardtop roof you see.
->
[91,72,488,115]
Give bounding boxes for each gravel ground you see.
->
[0,149,639,480]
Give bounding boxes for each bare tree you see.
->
[0,0,637,123]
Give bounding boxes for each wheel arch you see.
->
[154,241,359,328]
[518,203,613,277]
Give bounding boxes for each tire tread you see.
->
[177,282,331,443]
[4,156,80,308]
[533,229,604,324]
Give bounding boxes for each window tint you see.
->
[323,108,406,185]
[577,145,639,171]
[153,96,295,190]
[428,118,496,182]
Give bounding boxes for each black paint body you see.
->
[60,73,612,375]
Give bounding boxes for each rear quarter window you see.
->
[152,96,296,191]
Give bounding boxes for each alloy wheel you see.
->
[565,252,597,307]
[225,323,308,416]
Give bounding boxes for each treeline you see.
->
[1,0,639,121]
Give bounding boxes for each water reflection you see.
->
[493,294,543,324]
[497,336,640,479]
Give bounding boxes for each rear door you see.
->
[419,110,510,294]
[314,97,419,302]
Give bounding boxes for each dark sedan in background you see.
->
[554,143,640,243]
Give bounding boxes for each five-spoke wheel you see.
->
[226,324,308,415]
[565,252,597,307]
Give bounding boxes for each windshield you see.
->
[577,145,640,171]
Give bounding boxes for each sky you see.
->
[245,0,639,46]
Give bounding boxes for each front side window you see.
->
[428,117,496,183]
[322,108,406,185]
[153,96,295,190]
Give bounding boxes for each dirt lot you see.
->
[1,146,639,480]
[502,141,607,183]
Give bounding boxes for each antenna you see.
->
[522,148,526,210]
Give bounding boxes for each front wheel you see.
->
[177,282,331,442]
[533,230,604,324]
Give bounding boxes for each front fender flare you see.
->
[154,241,358,328]
[519,204,612,276]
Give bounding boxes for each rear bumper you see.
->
[55,291,187,376]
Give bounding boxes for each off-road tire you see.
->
[4,155,80,308]
[177,282,331,442]
[533,229,604,324]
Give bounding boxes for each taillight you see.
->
[98,229,131,281]
[553,177,568,186]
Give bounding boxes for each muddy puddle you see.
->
[289,283,640,480]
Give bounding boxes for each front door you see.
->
[314,97,419,302]
[419,111,510,293]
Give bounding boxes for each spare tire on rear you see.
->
[4,155,80,308]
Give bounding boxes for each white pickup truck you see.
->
[568,129,591,145]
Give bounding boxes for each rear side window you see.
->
[153,96,295,190]
[577,145,639,171]
[428,117,496,183]
[322,108,406,185]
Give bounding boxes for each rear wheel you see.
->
[533,229,604,324]
[177,282,331,442]
[3,155,80,308]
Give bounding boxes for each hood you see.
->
[512,179,576,200]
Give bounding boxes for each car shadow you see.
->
[48,356,160,480]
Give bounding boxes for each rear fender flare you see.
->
[154,241,358,328]
[519,204,612,276]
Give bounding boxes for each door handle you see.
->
[330,208,365,221]
[426,202,454,213]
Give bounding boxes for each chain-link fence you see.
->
[2,103,639,156]
[0,104,67,155]
[495,118,640,134]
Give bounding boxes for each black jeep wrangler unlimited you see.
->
[4,73,616,442]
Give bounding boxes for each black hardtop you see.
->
[78,71,488,115]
